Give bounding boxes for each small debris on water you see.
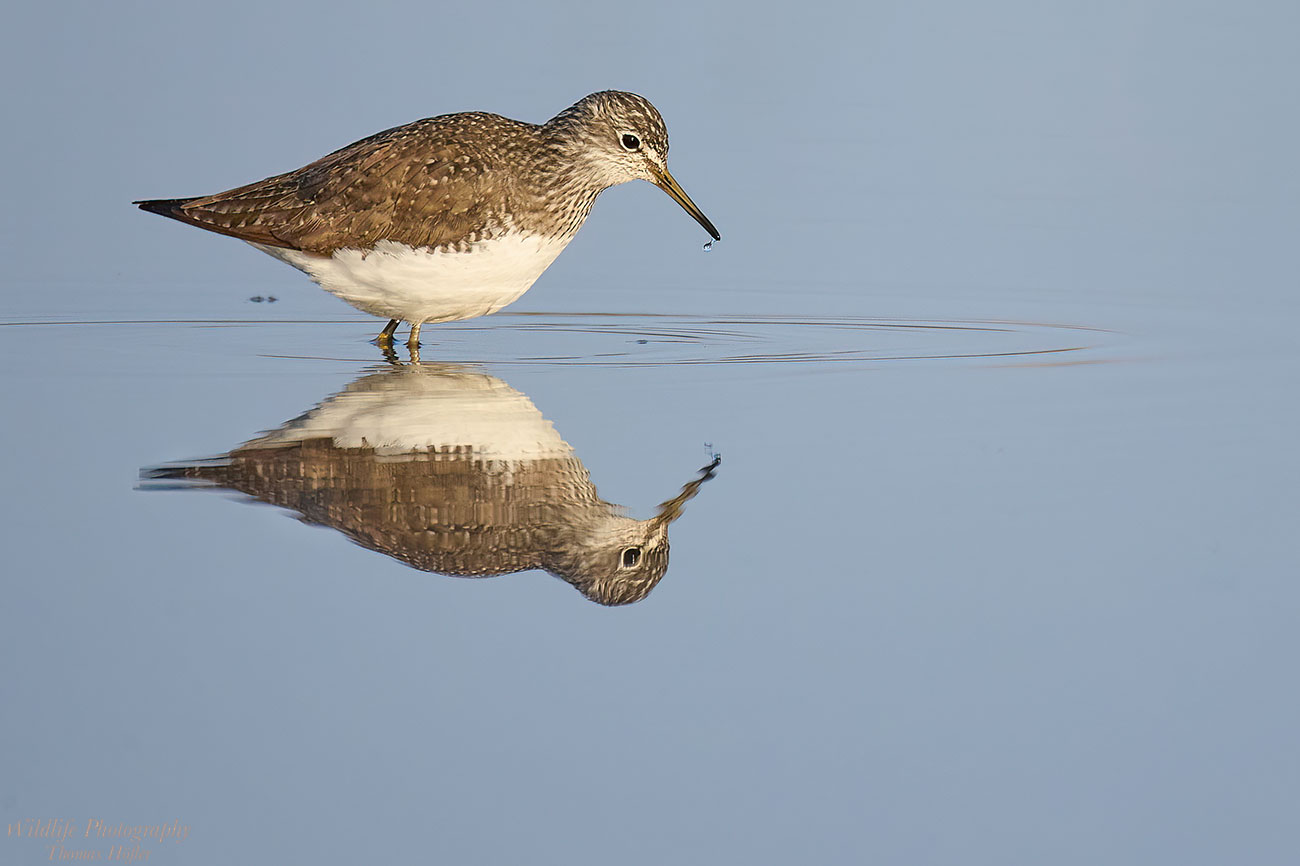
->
[248,296,278,303]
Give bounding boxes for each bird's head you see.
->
[546,91,719,241]
[545,515,672,607]
[541,454,720,606]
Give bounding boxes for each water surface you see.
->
[3,3,1299,865]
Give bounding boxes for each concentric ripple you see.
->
[0,313,1118,367]
[414,312,1116,367]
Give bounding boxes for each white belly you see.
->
[244,365,573,462]
[250,233,572,324]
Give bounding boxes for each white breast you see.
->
[244,366,573,462]
[251,233,573,324]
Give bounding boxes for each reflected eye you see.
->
[620,133,641,151]
[620,547,642,568]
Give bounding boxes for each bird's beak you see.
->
[651,165,720,241]
[651,455,721,529]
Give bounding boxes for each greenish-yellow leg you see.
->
[377,319,400,343]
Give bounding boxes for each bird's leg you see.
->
[407,322,422,348]
[377,319,400,344]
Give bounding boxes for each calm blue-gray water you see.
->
[3,3,1298,864]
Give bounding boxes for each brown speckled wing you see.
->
[140,113,544,256]
[150,442,598,578]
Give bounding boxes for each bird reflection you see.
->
[143,362,718,605]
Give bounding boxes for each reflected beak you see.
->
[651,165,720,241]
[651,455,721,529]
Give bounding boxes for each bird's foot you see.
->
[376,318,401,343]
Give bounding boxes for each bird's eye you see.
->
[620,133,641,151]
[620,547,642,568]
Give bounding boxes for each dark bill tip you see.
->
[653,167,720,241]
